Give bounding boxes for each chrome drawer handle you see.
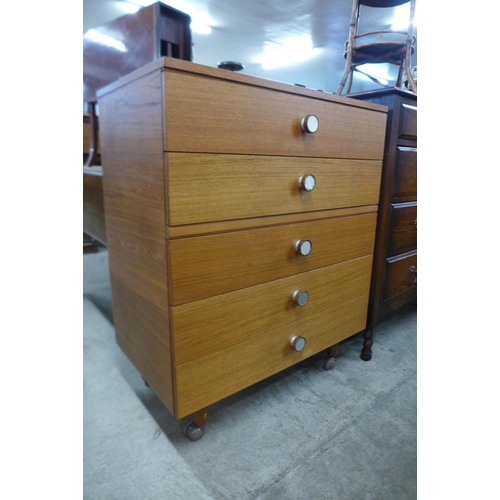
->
[290,336,306,352]
[295,239,312,256]
[298,174,316,192]
[301,114,319,133]
[292,290,309,306]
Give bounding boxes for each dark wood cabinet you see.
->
[351,89,417,360]
[83,3,192,248]
[83,2,192,101]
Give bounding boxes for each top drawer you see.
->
[163,70,387,159]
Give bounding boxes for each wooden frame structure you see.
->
[337,0,417,95]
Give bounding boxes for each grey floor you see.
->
[83,248,417,500]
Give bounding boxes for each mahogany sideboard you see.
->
[351,88,417,360]
[97,57,388,440]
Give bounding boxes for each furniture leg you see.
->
[323,343,339,371]
[186,408,208,441]
[327,344,339,358]
[360,326,374,361]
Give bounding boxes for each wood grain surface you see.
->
[383,250,417,300]
[96,57,388,421]
[173,255,373,417]
[166,153,382,225]
[169,213,377,305]
[98,69,176,414]
[163,69,387,159]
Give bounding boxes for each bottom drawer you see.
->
[172,255,373,417]
[383,250,417,300]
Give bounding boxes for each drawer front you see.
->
[398,103,417,141]
[383,250,417,300]
[164,71,387,159]
[393,147,417,198]
[173,255,372,417]
[167,153,382,225]
[387,202,417,255]
[169,212,377,305]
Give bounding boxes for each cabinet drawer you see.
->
[383,250,417,300]
[393,147,417,198]
[387,202,417,255]
[398,103,417,141]
[172,255,373,417]
[167,153,382,225]
[164,70,387,159]
[169,212,377,305]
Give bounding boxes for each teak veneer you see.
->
[97,57,388,440]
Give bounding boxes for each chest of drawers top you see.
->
[98,57,388,160]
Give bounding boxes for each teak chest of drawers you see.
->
[351,89,417,360]
[97,57,388,440]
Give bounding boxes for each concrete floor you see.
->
[83,248,417,500]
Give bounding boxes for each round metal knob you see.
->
[292,290,309,306]
[298,174,316,192]
[301,114,319,133]
[290,336,306,352]
[295,239,312,256]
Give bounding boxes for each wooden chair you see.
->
[336,0,416,95]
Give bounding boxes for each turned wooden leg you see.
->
[360,326,374,361]
[186,408,208,441]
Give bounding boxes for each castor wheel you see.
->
[186,423,204,441]
[323,357,336,371]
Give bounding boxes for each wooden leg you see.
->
[193,408,208,427]
[360,326,374,361]
[324,343,339,371]
[186,408,208,441]
[327,344,339,358]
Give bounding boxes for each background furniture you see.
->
[83,109,102,252]
[82,2,192,249]
[351,88,416,359]
[97,57,387,440]
[337,0,417,95]
[83,1,192,102]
